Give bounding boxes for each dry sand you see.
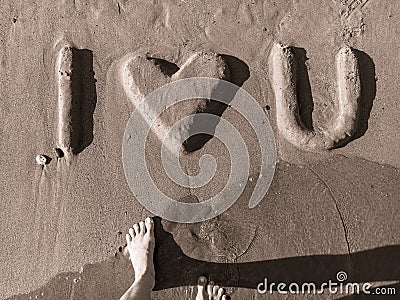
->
[0,0,399,299]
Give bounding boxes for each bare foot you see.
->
[195,276,229,300]
[126,217,155,289]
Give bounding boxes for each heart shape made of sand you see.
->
[119,52,231,153]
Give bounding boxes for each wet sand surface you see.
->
[0,0,399,299]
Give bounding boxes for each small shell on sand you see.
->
[36,154,49,165]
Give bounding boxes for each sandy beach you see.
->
[0,0,399,299]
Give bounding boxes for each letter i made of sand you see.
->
[57,46,80,155]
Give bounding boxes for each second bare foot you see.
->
[195,276,228,300]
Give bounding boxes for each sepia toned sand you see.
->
[0,0,399,299]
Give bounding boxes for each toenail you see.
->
[198,276,207,285]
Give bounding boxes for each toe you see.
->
[197,276,207,286]
[129,228,135,239]
[217,288,225,299]
[133,223,139,235]
[207,283,214,296]
[145,217,154,233]
[197,276,207,293]
[139,221,145,235]
[221,296,228,300]
[196,276,206,294]
[213,285,220,295]
[196,276,208,300]
[125,233,132,244]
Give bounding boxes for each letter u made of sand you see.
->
[57,46,80,155]
[270,44,360,151]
